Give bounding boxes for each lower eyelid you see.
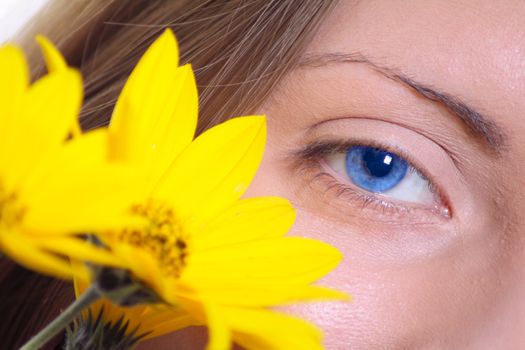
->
[299,163,436,225]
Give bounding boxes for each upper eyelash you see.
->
[295,138,439,195]
[296,139,417,169]
[292,138,452,218]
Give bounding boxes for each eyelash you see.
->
[293,139,451,219]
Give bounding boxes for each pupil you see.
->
[362,148,394,178]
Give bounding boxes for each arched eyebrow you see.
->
[297,52,508,156]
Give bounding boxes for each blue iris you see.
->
[345,146,408,193]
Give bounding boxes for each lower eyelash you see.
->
[312,169,416,217]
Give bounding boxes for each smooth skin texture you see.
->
[144,1,525,349]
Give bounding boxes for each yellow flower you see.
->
[0,39,142,278]
[80,29,348,350]
[74,274,196,342]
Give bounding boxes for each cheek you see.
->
[289,210,509,349]
[244,153,510,349]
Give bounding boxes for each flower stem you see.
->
[19,285,100,350]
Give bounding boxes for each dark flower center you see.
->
[120,200,188,278]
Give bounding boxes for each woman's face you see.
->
[248,0,525,348]
[144,1,525,349]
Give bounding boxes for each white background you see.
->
[0,0,49,43]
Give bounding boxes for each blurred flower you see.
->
[82,29,348,350]
[0,38,142,278]
[72,270,196,348]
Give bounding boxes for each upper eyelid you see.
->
[302,112,470,182]
[307,116,467,175]
[295,139,422,178]
[297,51,508,155]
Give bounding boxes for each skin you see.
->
[145,1,525,349]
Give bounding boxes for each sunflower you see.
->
[78,29,348,350]
[0,39,143,278]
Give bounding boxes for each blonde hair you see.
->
[19,0,338,132]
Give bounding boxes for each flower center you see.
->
[0,181,25,230]
[120,200,188,278]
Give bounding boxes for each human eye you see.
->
[294,138,451,221]
[326,144,434,205]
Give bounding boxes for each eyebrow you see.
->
[297,52,507,155]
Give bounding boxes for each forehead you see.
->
[305,0,525,130]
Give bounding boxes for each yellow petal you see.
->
[155,116,266,223]
[142,314,196,339]
[204,301,230,350]
[224,308,323,350]
[0,44,28,106]
[173,297,230,350]
[109,29,197,176]
[4,68,82,189]
[36,35,82,136]
[22,130,146,233]
[0,45,29,186]
[0,232,72,279]
[139,306,186,327]
[192,197,295,252]
[183,237,343,287]
[24,129,109,184]
[72,260,91,296]
[139,65,198,178]
[185,285,349,308]
[140,307,197,339]
[108,243,168,299]
[20,68,82,147]
[23,165,144,234]
[36,35,67,72]
[34,237,125,268]
[0,45,28,117]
